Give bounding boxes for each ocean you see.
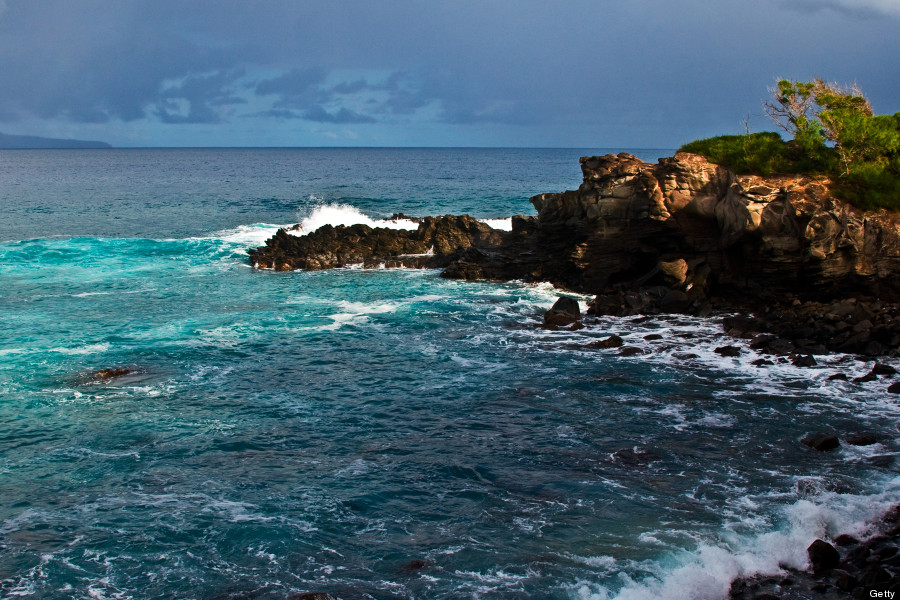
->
[0,148,898,600]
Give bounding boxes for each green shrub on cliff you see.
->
[679,79,900,210]
[679,132,790,176]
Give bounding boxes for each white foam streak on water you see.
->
[207,223,285,245]
[573,478,900,600]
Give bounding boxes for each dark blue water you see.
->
[1,148,898,600]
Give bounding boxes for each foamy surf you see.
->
[571,477,900,600]
[481,217,513,231]
[206,223,285,245]
[285,203,514,236]
[290,203,420,236]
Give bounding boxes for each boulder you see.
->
[544,297,581,327]
[807,539,840,574]
[802,433,840,451]
[845,432,877,446]
[588,335,624,349]
[714,345,742,357]
[792,354,817,367]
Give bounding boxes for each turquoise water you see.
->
[1,149,898,600]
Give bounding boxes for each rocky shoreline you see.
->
[729,504,900,599]
[248,152,900,598]
[250,151,900,362]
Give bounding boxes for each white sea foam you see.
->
[208,223,285,245]
[290,203,419,236]
[481,217,513,231]
[316,300,401,331]
[572,477,900,600]
[50,343,110,355]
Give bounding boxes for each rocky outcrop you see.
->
[248,152,900,354]
[442,152,900,306]
[249,215,504,271]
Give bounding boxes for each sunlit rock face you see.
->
[444,152,900,307]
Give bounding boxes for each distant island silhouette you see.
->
[0,132,111,149]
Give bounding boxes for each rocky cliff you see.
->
[443,152,900,309]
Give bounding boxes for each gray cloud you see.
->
[0,0,896,146]
[781,0,900,16]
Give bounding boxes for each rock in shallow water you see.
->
[543,296,581,327]
[802,433,840,451]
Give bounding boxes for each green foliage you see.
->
[681,80,900,211]
[834,155,900,210]
[678,132,837,176]
[680,132,790,176]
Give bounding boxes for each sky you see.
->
[0,0,897,148]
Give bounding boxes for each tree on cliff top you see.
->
[764,78,879,173]
[680,79,900,210]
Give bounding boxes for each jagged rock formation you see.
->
[249,215,504,271]
[442,152,900,309]
[248,152,900,355]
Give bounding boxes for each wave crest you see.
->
[291,203,420,236]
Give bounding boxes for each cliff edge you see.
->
[443,152,900,305]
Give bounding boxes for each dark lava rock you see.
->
[845,432,877,446]
[792,354,817,367]
[399,559,432,572]
[752,358,775,367]
[644,333,663,341]
[91,367,135,381]
[807,539,840,574]
[873,362,898,376]
[802,433,840,451]
[588,335,624,349]
[854,371,878,383]
[250,215,504,271]
[619,346,646,356]
[888,381,900,393]
[834,534,859,546]
[544,297,581,327]
[715,345,742,357]
[610,448,658,466]
[827,373,848,381]
[750,333,778,349]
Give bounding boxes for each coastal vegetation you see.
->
[679,79,900,210]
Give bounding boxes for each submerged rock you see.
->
[587,335,624,349]
[802,433,840,451]
[844,432,877,446]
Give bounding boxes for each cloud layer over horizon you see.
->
[0,0,896,147]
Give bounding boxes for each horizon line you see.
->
[0,145,680,151]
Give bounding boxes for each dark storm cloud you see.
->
[0,0,896,145]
